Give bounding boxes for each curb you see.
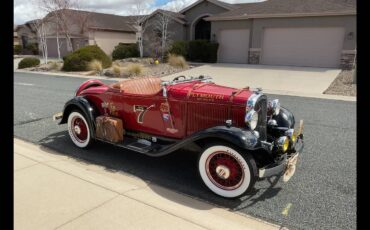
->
[15,69,123,81]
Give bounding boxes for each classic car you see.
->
[54,75,304,198]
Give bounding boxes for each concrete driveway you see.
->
[162,63,343,99]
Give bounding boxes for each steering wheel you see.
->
[173,76,186,81]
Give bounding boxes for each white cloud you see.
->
[14,0,262,25]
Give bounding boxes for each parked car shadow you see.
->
[38,130,283,211]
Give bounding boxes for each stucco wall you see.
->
[211,20,253,43]
[92,30,136,56]
[183,1,228,40]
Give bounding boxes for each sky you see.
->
[14,0,262,25]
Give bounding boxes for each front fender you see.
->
[59,96,98,138]
[193,126,261,151]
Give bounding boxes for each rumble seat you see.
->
[111,77,162,95]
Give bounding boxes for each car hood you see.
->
[167,81,253,105]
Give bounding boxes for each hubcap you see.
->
[216,165,230,179]
[74,125,81,135]
[71,117,88,143]
[206,151,244,190]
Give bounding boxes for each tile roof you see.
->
[46,9,138,32]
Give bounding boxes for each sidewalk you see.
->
[14,138,282,230]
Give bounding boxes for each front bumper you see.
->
[258,134,304,179]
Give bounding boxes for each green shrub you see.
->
[168,41,189,58]
[18,57,40,69]
[62,45,111,71]
[14,45,22,55]
[25,43,39,55]
[207,42,219,63]
[188,40,219,63]
[112,43,139,60]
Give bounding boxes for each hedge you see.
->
[62,45,112,71]
[25,43,39,55]
[14,45,22,55]
[168,41,189,58]
[18,57,40,69]
[168,40,218,63]
[112,43,139,60]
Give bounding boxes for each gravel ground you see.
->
[324,70,356,96]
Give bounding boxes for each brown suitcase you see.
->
[95,116,124,143]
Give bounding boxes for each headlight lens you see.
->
[277,136,289,152]
[245,109,258,130]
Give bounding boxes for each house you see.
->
[40,9,137,57]
[144,0,356,69]
[15,20,39,48]
[14,26,20,46]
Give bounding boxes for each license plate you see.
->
[282,153,299,182]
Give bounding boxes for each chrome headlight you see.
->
[269,99,280,116]
[245,109,258,130]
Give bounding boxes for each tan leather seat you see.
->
[111,77,162,95]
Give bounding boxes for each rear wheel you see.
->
[198,144,257,198]
[67,110,93,148]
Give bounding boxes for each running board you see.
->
[96,137,165,155]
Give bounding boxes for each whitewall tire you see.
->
[198,145,257,198]
[67,111,92,148]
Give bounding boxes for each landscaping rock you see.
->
[103,69,115,77]
[324,70,356,96]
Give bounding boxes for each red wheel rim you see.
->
[205,151,244,190]
[71,116,88,143]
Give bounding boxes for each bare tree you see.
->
[130,0,151,58]
[31,19,48,64]
[38,0,90,55]
[151,10,174,60]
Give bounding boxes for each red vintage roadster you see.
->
[54,75,304,198]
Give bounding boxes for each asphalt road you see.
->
[14,72,356,230]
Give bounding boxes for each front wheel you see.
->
[67,110,93,148]
[198,144,257,198]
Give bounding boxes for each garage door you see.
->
[218,29,249,63]
[261,27,345,68]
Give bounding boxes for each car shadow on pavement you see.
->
[38,131,283,211]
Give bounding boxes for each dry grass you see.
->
[49,61,60,70]
[112,64,123,77]
[126,63,145,76]
[167,54,188,69]
[88,59,103,74]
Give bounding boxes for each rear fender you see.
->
[59,96,98,138]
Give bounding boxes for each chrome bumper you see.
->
[258,137,304,179]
